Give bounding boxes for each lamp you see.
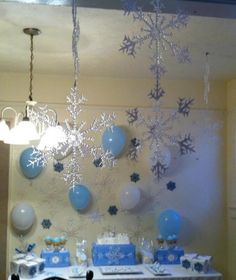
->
[0,28,41,144]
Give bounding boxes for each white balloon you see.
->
[120,184,141,210]
[11,203,36,231]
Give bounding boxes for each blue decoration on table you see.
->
[93,157,103,168]
[130,172,140,183]
[166,181,176,191]
[29,266,37,277]
[102,126,126,158]
[92,243,136,266]
[53,161,64,173]
[41,250,70,267]
[15,243,36,255]
[158,209,181,240]
[154,247,184,264]
[41,219,52,229]
[182,259,191,269]
[69,184,92,211]
[39,262,45,273]
[19,147,44,179]
[194,262,204,272]
[108,205,118,215]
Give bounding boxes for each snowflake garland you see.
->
[121,0,195,180]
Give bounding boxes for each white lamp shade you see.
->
[16,120,39,141]
[0,120,10,141]
[38,125,66,150]
[4,124,30,145]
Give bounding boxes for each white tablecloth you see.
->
[8,264,223,280]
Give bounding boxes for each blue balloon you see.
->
[102,126,126,157]
[158,209,181,240]
[69,184,91,211]
[19,147,43,179]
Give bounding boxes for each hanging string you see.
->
[72,0,80,87]
[203,52,210,105]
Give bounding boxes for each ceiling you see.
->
[0,0,236,80]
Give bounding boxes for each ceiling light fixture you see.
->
[0,28,42,145]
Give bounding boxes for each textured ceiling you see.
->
[0,1,236,80]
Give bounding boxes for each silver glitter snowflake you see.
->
[121,0,195,180]
[28,0,116,187]
[120,0,190,98]
[127,100,195,180]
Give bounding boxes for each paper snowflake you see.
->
[108,205,118,216]
[54,161,64,173]
[130,172,140,183]
[166,181,176,191]
[41,219,52,229]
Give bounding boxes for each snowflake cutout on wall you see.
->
[130,172,140,182]
[53,161,64,173]
[41,219,52,229]
[108,205,118,216]
[166,180,176,191]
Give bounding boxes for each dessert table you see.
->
[8,264,223,280]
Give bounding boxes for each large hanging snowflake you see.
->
[28,0,116,187]
[121,0,195,180]
[120,0,190,98]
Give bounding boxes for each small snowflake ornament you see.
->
[108,205,118,216]
[130,172,140,183]
[53,161,64,173]
[41,219,52,229]
[166,181,176,191]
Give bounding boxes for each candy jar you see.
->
[59,236,67,251]
[76,240,88,267]
[157,234,165,249]
[44,236,53,251]
[139,237,154,264]
[53,237,60,251]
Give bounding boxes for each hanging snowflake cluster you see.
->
[121,0,195,180]
[29,0,116,187]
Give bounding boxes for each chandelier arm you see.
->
[29,34,34,102]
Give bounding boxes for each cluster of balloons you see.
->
[158,209,181,240]
[102,126,126,158]
[69,184,92,211]
[19,147,44,179]
[11,202,35,231]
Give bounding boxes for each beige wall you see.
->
[0,72,228,278]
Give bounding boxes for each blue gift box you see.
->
[154,248,184,264]
[40,250,70,267]
[92,243,136,266]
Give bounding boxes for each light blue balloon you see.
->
[69,184,91,211]
[102,126,126,157]
[19,147,43,179]
[158,209,181,240]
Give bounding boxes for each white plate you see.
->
[100,266,143,275]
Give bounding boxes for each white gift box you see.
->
[20,261,38,278]
[180,253,212,274]
[10,259,27,274]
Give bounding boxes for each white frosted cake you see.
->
[96,232,130,245]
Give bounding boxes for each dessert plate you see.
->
[145,264,171,276]
[100,266,143,275]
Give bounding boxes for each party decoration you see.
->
[19,147,43,179]
[158,209,181,240]
[11,203,36,231]
[93,157,103,168]
[120,183,141,210]
[102,126,126,158]
[108,205,118,216]
[69,184,91,211]
[41,219,52,229]
[28,0,116,188]
[127,138,142,161]
[130,172,140,183]
[121,0,195,180]
[53,161,64,173]
[203,52,210,104]
[166,181,176,191]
